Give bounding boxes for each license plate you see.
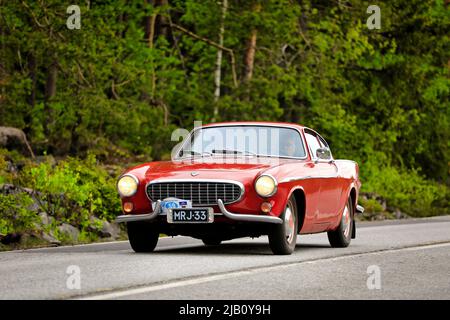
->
[167,208,214,223]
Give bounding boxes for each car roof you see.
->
[202,121,306,130]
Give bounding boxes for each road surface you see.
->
[0,216,449,300]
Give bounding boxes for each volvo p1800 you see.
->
[115,122,364,255]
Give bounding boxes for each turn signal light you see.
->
[123,202,134,213]
[261,202,272,213]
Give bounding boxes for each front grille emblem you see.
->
[191,171,199,176]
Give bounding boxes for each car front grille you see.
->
[146,181,243,206]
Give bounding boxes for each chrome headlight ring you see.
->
[117,174,139,197]
[254,174,278,197]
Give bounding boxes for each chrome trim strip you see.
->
[280,175,338,183]
[174,124,308,161]
[117,173,139,198]
[356,205,364,214]
[115,213,155,223]
[217,199,283,224]
[115,200,161,223]
[145,179,245,205]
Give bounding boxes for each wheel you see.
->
[268,196,298,255]
[127,222,159,253]
[202,238,222,246]
[327,196,354,248]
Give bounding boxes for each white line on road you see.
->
[0,236,195,255]
[3,216,449,255]
[74,241,450,300]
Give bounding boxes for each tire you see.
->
[268,196,298,255]
[202,238,222,246]
[127,222,159,253]
[327,196,354,248]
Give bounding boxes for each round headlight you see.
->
[255,175,277,197]
[117,174,139,197]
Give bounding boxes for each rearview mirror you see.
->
[316,147,332,160]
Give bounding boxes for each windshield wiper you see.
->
[211,149,257,156]
[180,150,212,157]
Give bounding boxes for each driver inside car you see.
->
[281,135,298,157]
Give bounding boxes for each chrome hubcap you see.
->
[342,204,351,238]
[284,203,295,244]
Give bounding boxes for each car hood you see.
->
[138,157,299,182]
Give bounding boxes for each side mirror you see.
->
[316,147,332,160]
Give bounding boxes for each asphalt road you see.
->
[0,216,449,300]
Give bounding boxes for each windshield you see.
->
[177,126,306,159]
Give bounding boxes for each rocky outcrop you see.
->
[100,221,120,239]
[1,184,122,248]
[87,216,119,239]
[0,183,35,196]
[0,126,35,158]
[358,192,410,221]
[57,223,80,241]
[41,232,61,245]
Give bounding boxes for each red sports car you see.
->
[116,122,364,255]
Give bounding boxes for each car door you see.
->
[304,130,340,223]
[316,133,345,221]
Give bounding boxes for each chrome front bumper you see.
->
[115,200,161,223]
[216,199,282,224]
[115,199,283,224]
[356,205,365,214]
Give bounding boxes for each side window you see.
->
[318,135,333,159]
[318,135,329,149]
[304,131,322,159]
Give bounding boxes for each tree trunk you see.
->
[143,0,166,100]
[170,23,238,87]
[145,0,168,45]
[155,0,169,38]
[243,30,257,82]
[144,0,157,48]
[27,54,36,107]
[45,60,57,101]
[44,58,57,145]
[243,3,261,83]
[212,0,228,121]
[23,53,37,136]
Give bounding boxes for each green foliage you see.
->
[0,193,37,235]
[0,154,7,185]
[363,165,449,217]
[23,154,121,229]
[360,198,384,214]
[0,0,448,221]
